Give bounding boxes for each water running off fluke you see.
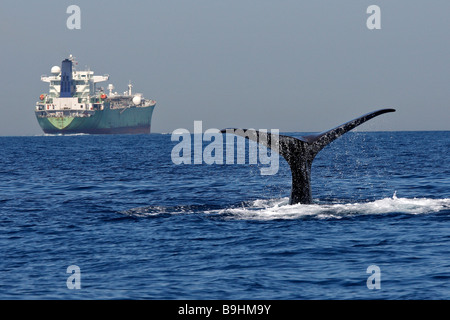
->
[222,109,396,205]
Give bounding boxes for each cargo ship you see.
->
[35,55,156,134]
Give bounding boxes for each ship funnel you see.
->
[60,59,74,98]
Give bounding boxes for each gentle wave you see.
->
[121,204,220,217]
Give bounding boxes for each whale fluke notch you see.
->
[221,108,396,205]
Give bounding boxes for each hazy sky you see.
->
[0,0,449,135]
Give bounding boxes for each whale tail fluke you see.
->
[221,108,396,205]
[303,108,396,155]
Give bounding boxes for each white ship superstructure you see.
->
[36,55,155,118]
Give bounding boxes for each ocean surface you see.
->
[0,131,449,300]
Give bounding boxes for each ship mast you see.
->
[128,81,133,96]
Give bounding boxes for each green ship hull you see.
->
[36,104,155,135]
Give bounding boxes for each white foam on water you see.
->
[39,133,90,137]
[208,194,450,221]
[122,193,450,220]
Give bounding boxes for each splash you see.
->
[207,194,450,221]
[122,194,450,221]
[211,196,450,220]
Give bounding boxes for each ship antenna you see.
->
[68,54,78,70]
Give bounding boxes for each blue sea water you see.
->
[0,131,449,300]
